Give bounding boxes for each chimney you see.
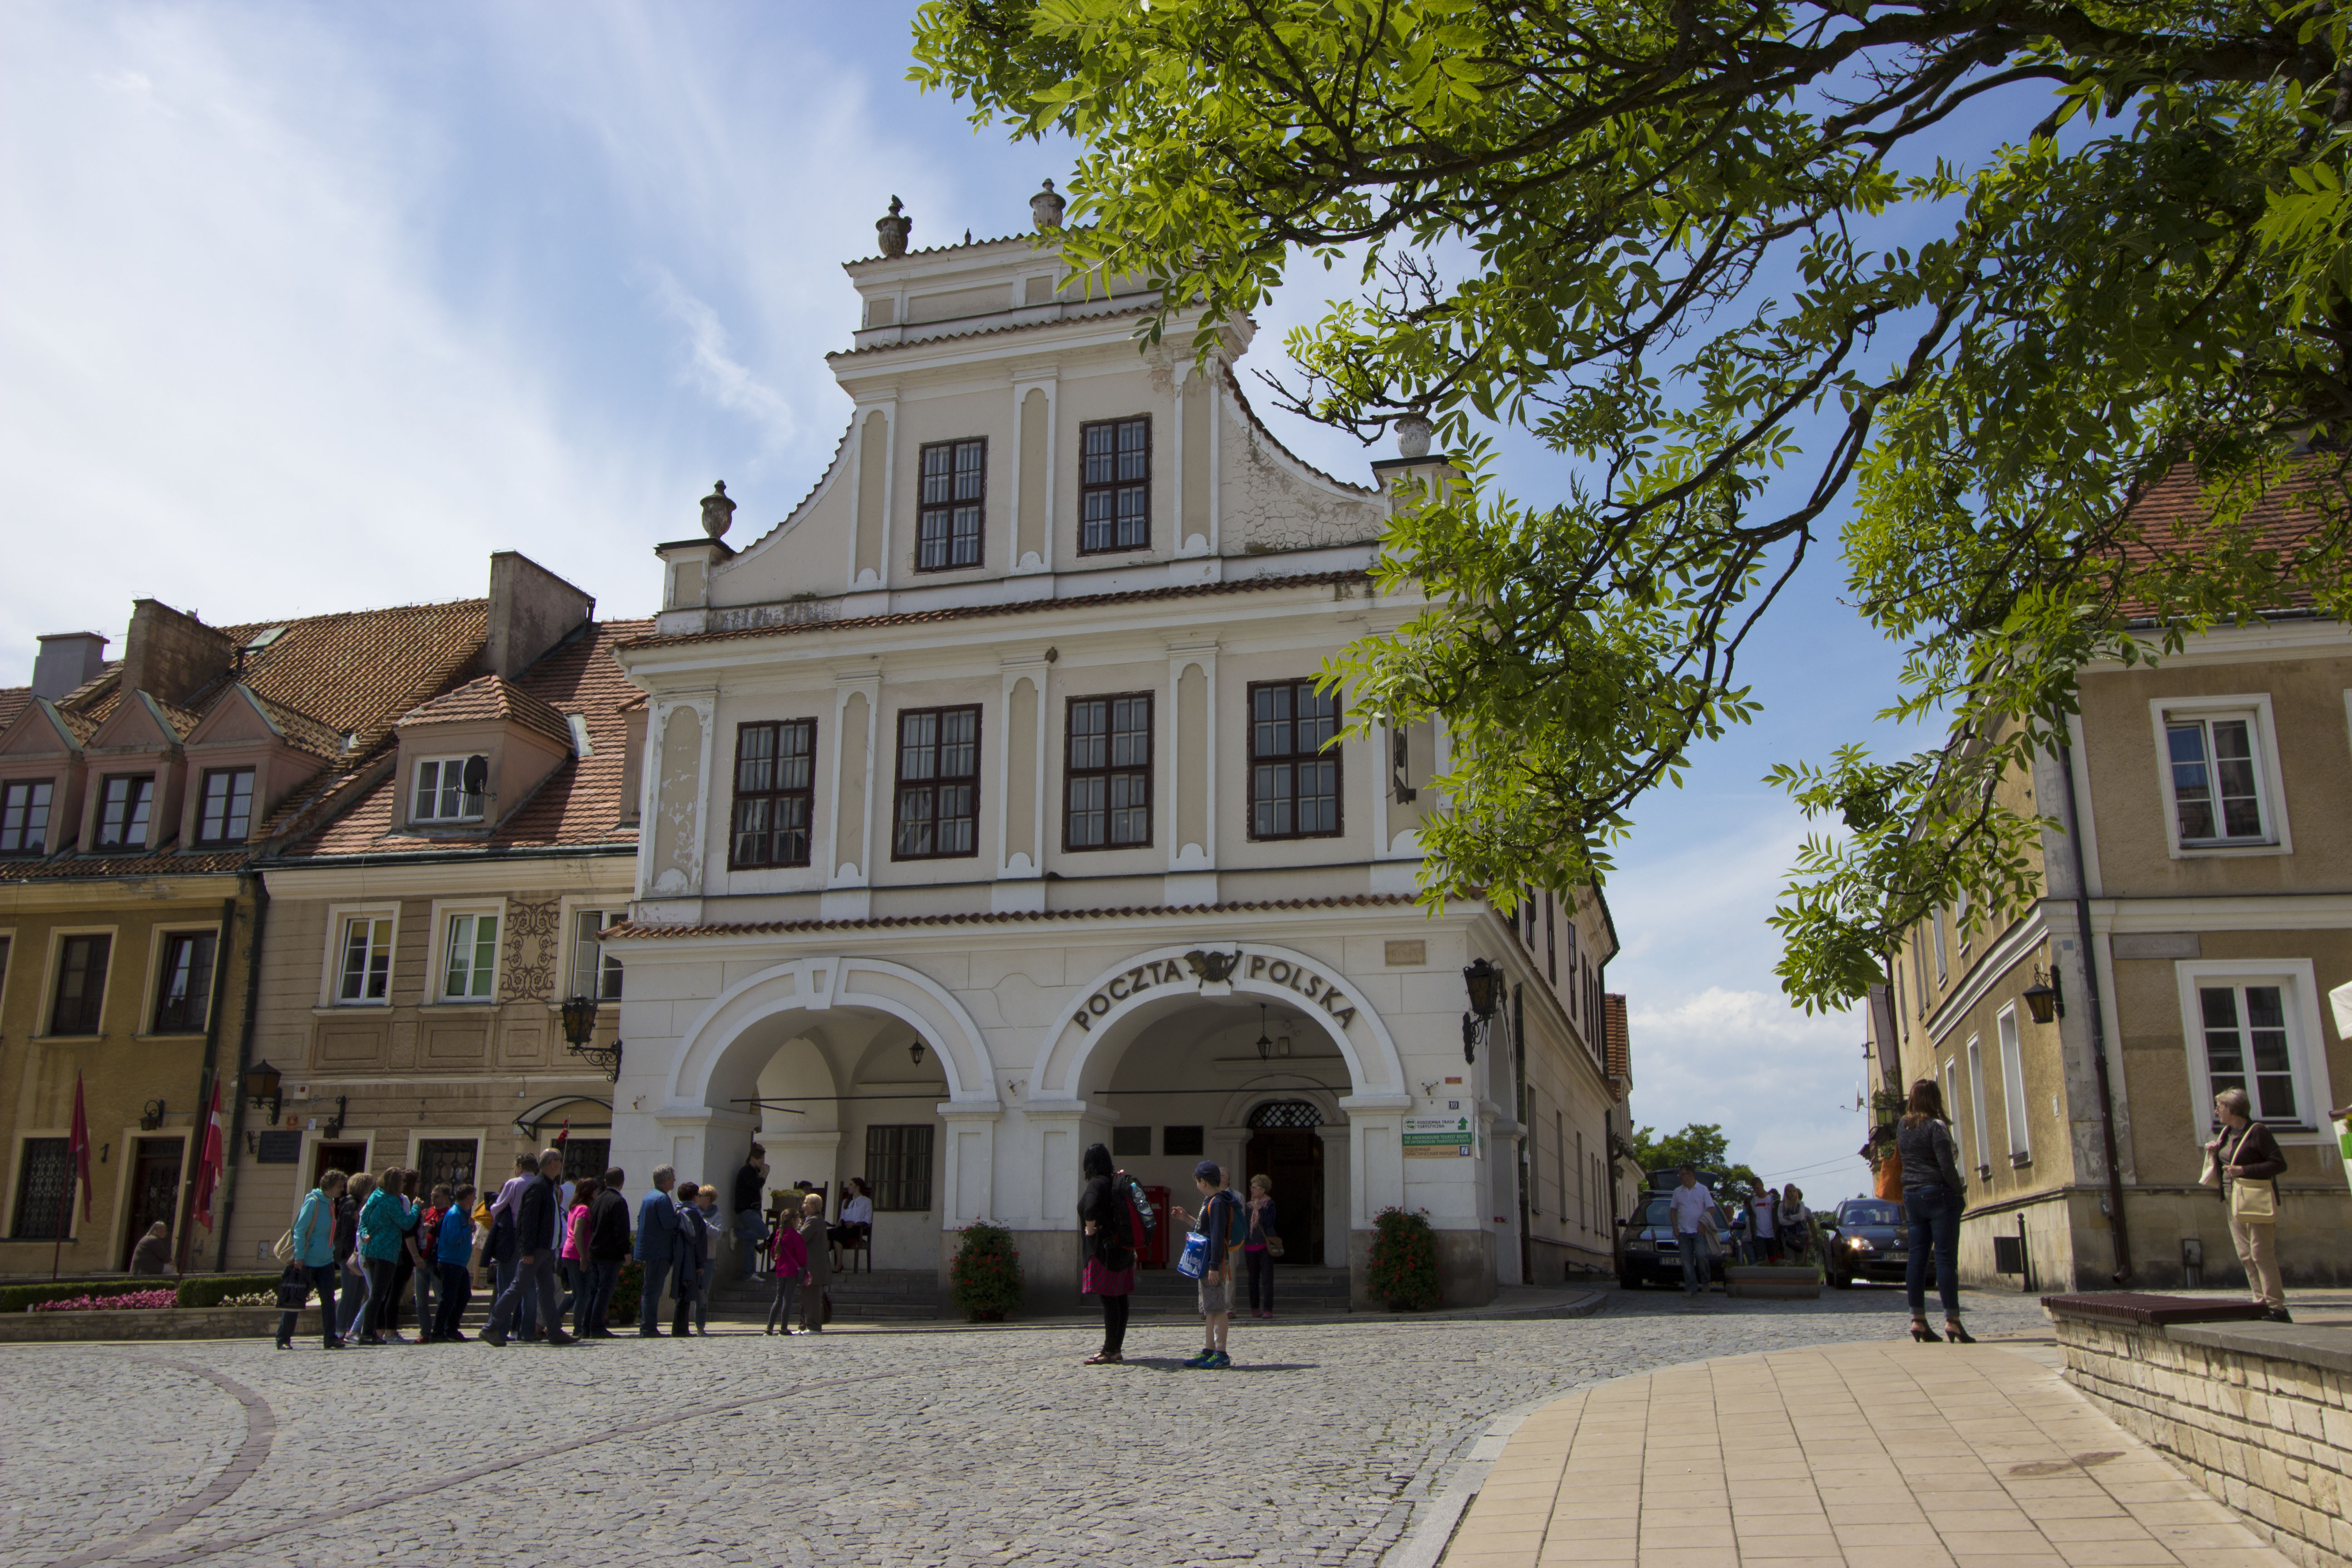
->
[485,553,595,679]
[31,632,109,701]
[118,601,235,706]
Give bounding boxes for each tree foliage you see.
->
[1626,1121,1764,1204]
[913,0,2352,1009]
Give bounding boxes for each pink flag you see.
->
[190,1077,225,1230]
[66,1073,92,1223]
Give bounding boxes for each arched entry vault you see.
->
[1028,941,1406,1101]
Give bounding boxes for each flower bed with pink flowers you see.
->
[31,1289,179,1312]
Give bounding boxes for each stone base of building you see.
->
[0,1305,313,1342]
[2052,1300,2352,1568]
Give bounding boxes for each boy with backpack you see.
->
[1172,1160,1243,1368]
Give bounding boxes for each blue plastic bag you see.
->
[1175,1230,1208,1279]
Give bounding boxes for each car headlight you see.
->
[1845,1236,1876,1251]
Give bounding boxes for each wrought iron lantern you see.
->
[1255,1004,1274,1062]
[138,1099,166,1132]
[910,1039,926,1068]
[2022,966,2063,1025]
[560,994,623,1082]
[245,1060,282,1121]
[1460,956,1503,1064]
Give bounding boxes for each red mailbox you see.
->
[1140,1185,1172,1269]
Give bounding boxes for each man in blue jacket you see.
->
[431,1182,477,1342]
[634,1164,681,1337]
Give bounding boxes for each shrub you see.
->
[949,1221,1024,1320]
[0,1280,152,1314]
[1366,1206,1441,1311]
[176,1274,281,1309]
[34,1289,178,1312]
[608,1261,644,1324]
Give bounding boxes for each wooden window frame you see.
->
[1246,678,1344,841]
[892,704,982,861]
[49,932,111,1036]
[0,779,53,855]
[152,929,218,1034]
[864,1124,935,1212]
[1077,415,1152,555]
[95,773,155,850]
[914,437,987,573]
[195,766,256,845]
[335,913,394,1006]
[728,719,818,870]
[1063,692,1153,852]
[412,754,487,823]
[569,908,623,1002]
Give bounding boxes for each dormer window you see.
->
[414,755,487,823]
[0,780,50,854]
[96,774,154,848]
[196,768,255,844]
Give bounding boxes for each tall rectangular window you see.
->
[1997,1006,2031,1161]
[195,768,255,844]
[916,438,985,571]
[1248,680,1341,839]
[50,934,110,1035]
[893,706,980,859]
[96,775,154,848]
[153,931,217,1033]
[0,780,52,854]
[1930,911,1947,980]
[1078,416,1150,553]
[2199,981,2300,1125]
[865,1124,935,1211]
[570,910,623,1002]
[412,756,486,823]
[1545,895,1557,985]
[1911,936,1928,1015]
[1065,694,1152,850]
[730,720,816,869]
[441,912,499,1001]
[1961,1045,1986,1175]
[338,916,392,1004]
[2166,715,2269,844]
[9,1138,74,1240]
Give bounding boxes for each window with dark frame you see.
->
[196,768,255,844]
[1248,680,1342,839]
[916,438,986,571]
[1065,694,1152,850]
[1110,1125,1151,1157]
[1546,895,1557,984]
[730,719,817,869]
[10,1138,74,1240]
[1078,416,1150,553]
[417,1138,480,1193]
[50,933,110,1035]
[0,780,52,854]
[95,774,154,849]
[153,931,218,1034]
[1162,1125,1205,1157]
[865,1124,936,1211]
[893,706,980,859]
[2165,715,2269,844]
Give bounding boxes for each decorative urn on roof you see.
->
[700,481,736,541]
[1394,410,1433,459]
[1030,178,1066,231]
[876,196,912,258]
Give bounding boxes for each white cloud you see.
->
[644,267,798,450]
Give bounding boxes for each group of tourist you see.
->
[271,1140,856,1349]
[1076,1147,1279,1368]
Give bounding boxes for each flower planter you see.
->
[1723,1265,1822,1300]
[0,1305,317,1343]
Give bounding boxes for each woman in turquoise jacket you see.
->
[276,1170,348,1350]
[357,1170,408,1345]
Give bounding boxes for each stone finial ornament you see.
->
[701,481,736,540]
[876,196,911,258]
[1394,411,1433,459]
[1031,178,1066,231]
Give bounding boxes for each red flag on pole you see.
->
[190,1077,225,1231]
[554,1117,569,1145]
[67,1073,92,1222]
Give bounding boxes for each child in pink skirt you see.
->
[766,1215,809,1334]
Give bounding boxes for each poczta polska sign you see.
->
[1069,948,1362,1032]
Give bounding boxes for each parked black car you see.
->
[1824,1198,1910,1288]
[1615,1172,1735,1289]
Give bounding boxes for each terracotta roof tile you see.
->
[2120,463,2341,618]
[0,688,27,735]
[624,568,1376,653]
[284,619,652,859]
[606,892,1416,940]
[241,688,350,761]
[399,673,578,753]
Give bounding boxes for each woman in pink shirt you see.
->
[561,1177,598,1337]
[767,1216,810,1335]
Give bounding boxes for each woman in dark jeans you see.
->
[1896,1078,1974,1343]
[1076,1143,1135,1365]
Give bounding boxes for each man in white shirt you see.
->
[1747,1185,1779,1264]
[1669,1166,1723,1297]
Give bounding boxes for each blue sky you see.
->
[1,1,1927,1201]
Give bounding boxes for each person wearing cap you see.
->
[1171,1159,1242,1368]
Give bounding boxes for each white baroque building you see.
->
[608,201,1631,1309]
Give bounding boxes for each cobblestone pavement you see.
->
[0,1285,2053,1568]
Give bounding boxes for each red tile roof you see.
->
[284,619,651,859]
[0,687,27,736]
[606,892,1417,940]
[2120,463,2342,618]
[398,673,578,754]
[622,568,1377,653]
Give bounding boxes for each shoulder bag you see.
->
[2227,1126,2277,1221]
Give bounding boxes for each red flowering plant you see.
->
[1366,1206,1441,1311]
[34,1289,178,1312]
[949,1220,1024,1321]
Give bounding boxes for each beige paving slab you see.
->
[1440,1340,2301,1568]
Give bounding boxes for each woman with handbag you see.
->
[1077,1143,1137,1363]
[277,1169,347,1350]
[1243,1173,1279,1320]
[1896,1078,1974,1343]
[2206,1087,2291,1322]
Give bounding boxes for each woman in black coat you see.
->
[1077,1143,1136,1365]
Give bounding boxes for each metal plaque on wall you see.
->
[255,1131,303,1164]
